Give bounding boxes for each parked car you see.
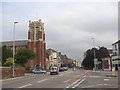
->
[50,66,59,75]
[59,67,64,72]
[63,66,68,71]
[32,69,46,74]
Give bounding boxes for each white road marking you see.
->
[37,78,48,83]
[104,79,109,81]
[68,72,71,73]
[66,75,86,88]
[82,83,111,88]
[89,76,101,78]
[82,84,103,88]
[83,75,86,78]
[64,79,71,83]
[18,84,31,88]
[59,74,63,76]
[76,75,80,77]
[72,78,86,88]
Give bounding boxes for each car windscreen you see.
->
[51,67,57,70]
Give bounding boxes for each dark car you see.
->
[59,67,64,72]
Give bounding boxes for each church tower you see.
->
[28,19,46,69]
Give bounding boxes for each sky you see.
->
[1,0,118,61]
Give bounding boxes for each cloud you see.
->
[2,2,118,60]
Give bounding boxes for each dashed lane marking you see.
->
[104,79,109,81]
[18,84,31,88]
[37,78,48,83]
[82,83,112,88]
[89,76,101,78]
[64,79,71,83]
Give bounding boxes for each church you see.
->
[2,19,46,69]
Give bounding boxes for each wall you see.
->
[1,67,25,79]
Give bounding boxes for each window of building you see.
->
[31,30,34,40]
[113,64,114,67]
[119,64,120,67]
[115,52,117,56]
[115,44,117,50]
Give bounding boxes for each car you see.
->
[59,67,64,72]
[50,66,59,75]
[63,66,68,71]
[32,69,46,74]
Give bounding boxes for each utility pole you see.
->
[13,22,18,77]
[91,38,96,70]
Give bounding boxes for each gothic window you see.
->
[36,31,39,40]
[36,27,39,40]
[31,29,34,40]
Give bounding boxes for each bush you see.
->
[25,66,31,71]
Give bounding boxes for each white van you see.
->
[50,66,59,75]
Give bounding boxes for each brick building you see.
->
[28,19,46,69]
[2,19,46,69]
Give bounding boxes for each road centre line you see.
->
[66,75,86,88]
[104,79,109,81]
[72,77,86,88]
[18,84,31,88]
[37,78,48,83]
[64,79,71,83]
[59,74,64,76]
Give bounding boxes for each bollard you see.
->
[112,67,115,76]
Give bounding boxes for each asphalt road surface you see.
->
[1,69,119,90]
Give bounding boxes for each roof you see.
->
[2,40,28,47]
[46,48,58,55]
[112,40,120,45]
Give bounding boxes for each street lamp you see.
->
[13,22,18,77]
[91,38,96,70]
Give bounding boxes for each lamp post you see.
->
[13,22,18,77]
[91,38,96,70]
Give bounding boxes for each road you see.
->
[2,69,119,90]
[77,70,118,89]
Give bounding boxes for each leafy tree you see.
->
[2,46,12,65]
[98,47,110,59]
[4,57,13,66]
[15,48,35,66]
[82,48,99,70]
[82,47,110,70]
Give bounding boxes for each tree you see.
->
[2,46,12,65]
[15,48,35,66]
[82,47,110,70]
[82,48,99,70]
[4,57,13,66]
[98,47,110,59]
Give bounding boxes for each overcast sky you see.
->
[1,0,118,61]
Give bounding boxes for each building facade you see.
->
[28,19,46,69]
[46,48,61,69]
[112,40,120,70]
[2,19,46,69]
